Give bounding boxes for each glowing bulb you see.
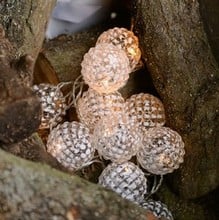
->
[125,93,166,131]
[137,127,185,175]
[92,113,142,163]
[99,162,148,203]
[96,27,141,71]
[76,88,125,132]
[47,121,95,171]
[81,43,131,94]
[33,83,67,129]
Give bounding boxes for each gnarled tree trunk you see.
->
[134,0,219,199]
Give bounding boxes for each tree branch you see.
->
[0,149,154,220]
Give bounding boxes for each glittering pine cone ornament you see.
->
[125,93,165,131]
[81,43,131,94]
[33,83,67,129]
[141,199,174,220]
[76,88,125,132]
[99,162,147,203]
[137,127,185,175]
[96,27,141,71]
[47,121,95,171]
[92,113,142,163]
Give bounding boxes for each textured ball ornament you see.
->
[47,121,95,171]
[33,83,67,129]
[141,199,174,220]
[99,162,147,203]
[137,127,185,175]
[92,113,142,163]
[96,27,141,71]
[125,93,166,131]
[76,88,125,132]
[81,43,131,94]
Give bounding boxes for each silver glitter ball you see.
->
[47,121,95,171]
[96,27,141,71]
[125,93,166,131]
[81,43,131,94]
[99,162,147,203]
[76,88,125,132]
[33,83,67,129]
[92,113,142,163]
[137,127,185,175]
[141,199,174,220]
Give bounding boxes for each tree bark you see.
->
[0,0,56,62]
[0,149,155,220]
[0,0,55,145]
[134,0,219,199]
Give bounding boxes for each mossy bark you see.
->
[134,0,219,199]
[0,0,55,61]
[0,149,155,220]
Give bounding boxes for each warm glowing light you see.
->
[137,127,185,175]
[33,83,67,129]
[47,121,95,171]
[92,113,142,163]
[96,27,141,71]
[76,88,125,132]
[81,43,131,94]
[125,93,166,131]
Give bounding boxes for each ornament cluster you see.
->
[34,27,185,219]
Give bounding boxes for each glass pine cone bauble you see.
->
[96,27,141,71]
[125,93,166,131]
[99,162,147,203]
[137,127,185,175]
[92,113,142,163]
[47,121,95,171]
[81,43,131,94]
[141,199,174,220]
[76,88,125,132]
[33,83,67,129]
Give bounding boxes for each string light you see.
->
[81,43,131,94]
[98,162,148,203]
[40,27,185,218]
[96,27,141,71]
[76,88,125,132]
[125,93,166,131]
[92,113,141,163]
[47,121,95,171]
[33,83,67,129]
[137,127,185,175]
[140,199,174,220]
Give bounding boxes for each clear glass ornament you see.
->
[140,199,174,220]
[76,88,125,132]
[99,162,147,203]
[125,93,166,131]
[96,27,141,71]
[33,83,67,129]
[92,113,142,163]
[81,43,131,94]
[47,121,95,171]
[137,127,185,175]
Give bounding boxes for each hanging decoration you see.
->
[35,27,185,219]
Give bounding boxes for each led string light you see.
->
[34,27,184,218]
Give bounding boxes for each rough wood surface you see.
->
[0,26,41,144]
[0,0,55,145]
[0,0,55,62]
[134,0,219,199]
[0,149,156,220]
